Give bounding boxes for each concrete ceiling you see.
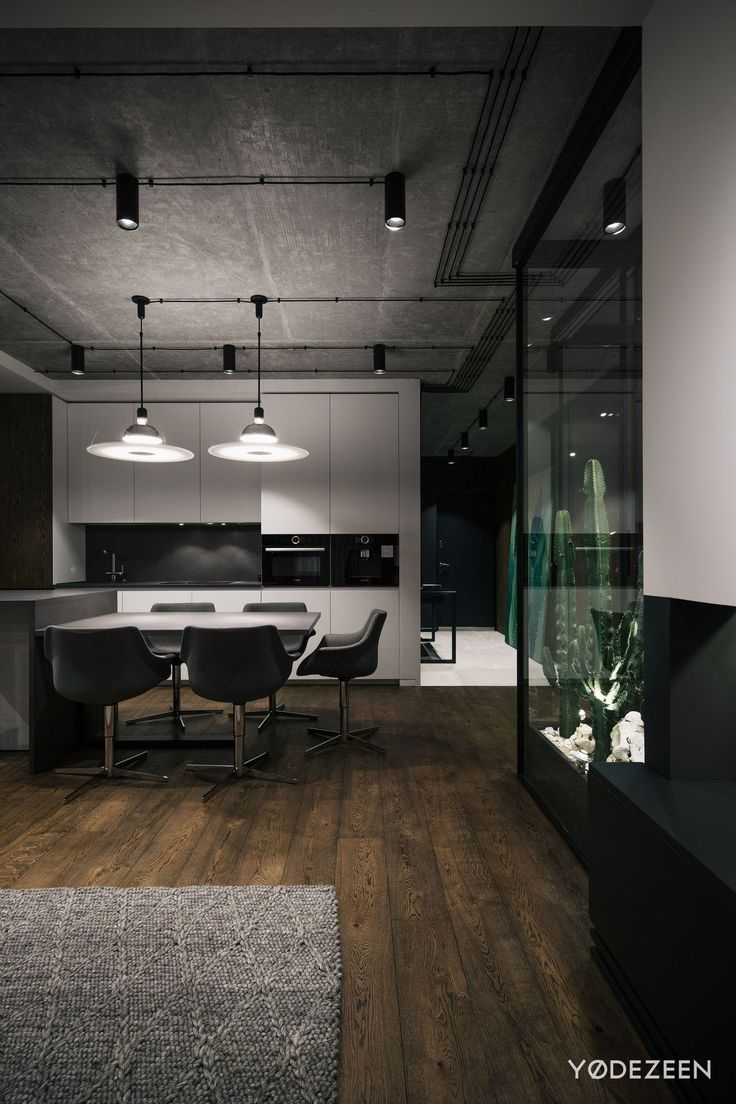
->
[0,26,617,455]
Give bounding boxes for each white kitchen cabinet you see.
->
[260,393,330,533]
[133,404,200,523]
[192,588,261,612]
[68,404,135,523]
[200,404,261,523]
[329,393,399,533]
[329,588,400,680]
[261,587,331,679]
[119,589,191,612]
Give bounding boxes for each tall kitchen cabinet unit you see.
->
[68,403,135,523]
[329,393,399,532]
[133,404,200,523]
[200,403,261,523]
[260,394,330,532]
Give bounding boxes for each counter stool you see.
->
[126,602,223,731]
[297,609,387,757]
[181,625,299,802]
[44,626,171,803]
[242,602,318,731]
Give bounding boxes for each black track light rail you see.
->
[0,175,386,188]
[152,295,504,304]
[78,343,472,353]
[0,287,72,345]
[0,65,493,80]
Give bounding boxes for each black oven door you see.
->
[262,537,329,587]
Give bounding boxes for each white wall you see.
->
[51,397,85,584]
[642,0,736,605]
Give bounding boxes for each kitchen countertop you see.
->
[0,588,113,602]
[53,581,262,589]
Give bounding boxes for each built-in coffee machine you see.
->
[330,534,399,587]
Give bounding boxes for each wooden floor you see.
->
[0,684,674,1104]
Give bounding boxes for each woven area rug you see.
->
[0,884,341,1104]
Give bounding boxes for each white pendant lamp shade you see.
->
[86,296,193,464]
[209,295,309,464]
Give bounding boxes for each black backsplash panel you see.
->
[86,525,261,584]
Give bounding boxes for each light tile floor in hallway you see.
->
[421,629,519,686]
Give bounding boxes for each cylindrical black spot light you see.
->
[384,171,405,231]
[460,431,470,451]
[447,448,455,465]
[478,408,488,429]
[373,343,386,375]
[116,172,139,231]
[504,376,515,402]
[603,177,626,236]
[223,344,236,375]
[70,344,85,376]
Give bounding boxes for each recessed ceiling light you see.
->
[569,451,576,457]
[541,315,553,323]
[600,412,608,417]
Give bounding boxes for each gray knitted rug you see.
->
[0,884,341,1104]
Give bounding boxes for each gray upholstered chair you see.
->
[44,626,171,803]
[297,609,387,756]
[242,601,317,730]
[181,625,299,801]
[126,602,223,731]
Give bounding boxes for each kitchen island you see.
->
[0,588,117,759]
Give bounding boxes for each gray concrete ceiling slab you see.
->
[0,26,617,455]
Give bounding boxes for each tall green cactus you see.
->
[541,509,580,740]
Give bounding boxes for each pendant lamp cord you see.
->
[256,313,261,407]
[139,315,144,410]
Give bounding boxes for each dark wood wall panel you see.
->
[0,394,52,588]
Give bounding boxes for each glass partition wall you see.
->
[515,57,642,857]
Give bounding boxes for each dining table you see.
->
[31,609,321,773]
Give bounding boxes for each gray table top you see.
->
[43,611,320,639]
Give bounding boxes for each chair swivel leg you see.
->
[56,705,169,803]
[186,704,299,802]
[126,664,223,731]
[246,691,318,732]
[306,680,386,756]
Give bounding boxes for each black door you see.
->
[436,494,495,627]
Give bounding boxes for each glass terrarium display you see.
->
[516,64,642,855]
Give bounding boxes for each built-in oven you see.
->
[261,534,330,587]
[331,534,399,587]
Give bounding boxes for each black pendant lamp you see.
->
[209,296,309,463]
[86,296,193,463]
[504,376,515,402]
[373,343,387,375]
[223,343,237,375]
[70,344,85,376]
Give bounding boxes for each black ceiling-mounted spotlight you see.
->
[478,408,488,430]
[223,343,236,375]
[504,376,515,402]
[373,343,387,375]
[70,344,85,376]
[384,171,405,231]
[447,448,455,465]
[460,430,470,451]
[116,172,139,231]
[603,177,626,236]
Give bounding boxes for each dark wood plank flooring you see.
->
[0,684,674,1104]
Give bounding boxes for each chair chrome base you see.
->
[246,692,318,732]
[55,707,169,803]
[185,704,299,801]
[305,680,386,756]
[126,664,222,731]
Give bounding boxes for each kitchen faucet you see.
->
[103,550,125,583]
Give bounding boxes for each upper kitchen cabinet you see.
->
[330,393,399,533]
[261,393,330,533]
[68,404,135,523]
[133,404,200,523]
[200,404,261,523]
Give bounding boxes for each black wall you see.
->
[86,525,261,584]
[422,457,499,628]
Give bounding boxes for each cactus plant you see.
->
[541,509,580,740]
